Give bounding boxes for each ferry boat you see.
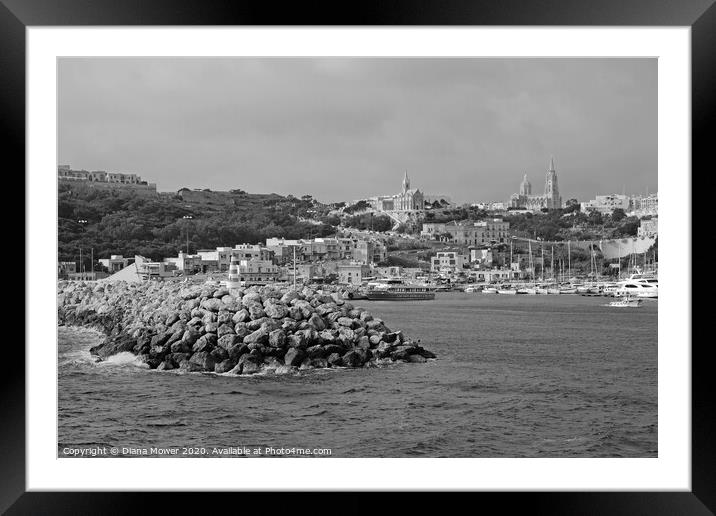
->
[365,278,436,300]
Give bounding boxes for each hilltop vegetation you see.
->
[58,185,336,268]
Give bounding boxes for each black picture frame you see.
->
[6,0,707,513]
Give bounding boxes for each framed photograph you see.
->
[9,0,708,512]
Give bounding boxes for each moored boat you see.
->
[365,278,435,300]
[609,296,643,307]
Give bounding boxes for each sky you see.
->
[58,58,657,204]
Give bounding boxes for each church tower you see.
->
[544,156,562,209]
[519,173,532,196]
[402,170,410,193]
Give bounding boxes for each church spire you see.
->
[402,170,410,192]
[549,156,555,172]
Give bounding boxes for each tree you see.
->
[611,208,627,222]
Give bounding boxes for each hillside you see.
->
[58,184,336,269]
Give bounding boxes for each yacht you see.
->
[365,278,435,300]
[614,280,658,299]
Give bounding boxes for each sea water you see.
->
[58,293,657,457]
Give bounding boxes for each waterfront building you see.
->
[164,252,202,274]
[431,251,468,274]
[508,157,563,211]
[136,260,176,281]
[352,239,387,265]
[237,259,279,286]
[470,268,522,283]
[337,263,371,285]
[421,218,510,246]
[98,255,131,274]
[266,236,385,265]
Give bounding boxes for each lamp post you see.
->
[182,215,193,254]
[78,219,88,277]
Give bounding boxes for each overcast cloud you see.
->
[58,58,656,204]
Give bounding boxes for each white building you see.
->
[431,251,467,274]
[581,194,631,214]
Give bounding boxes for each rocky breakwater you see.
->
[57,280,436,375]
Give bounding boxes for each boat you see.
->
[609,296,643,307]
[497,288,517,295]
[517,287,537,295]
[614,280,658,299]
[482,287,498,294]
[546,288,561,295]
[365,278,436,300]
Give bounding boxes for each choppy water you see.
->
[58,293,657,457]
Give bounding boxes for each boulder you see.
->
[316,302,339,316]
[228,343,250,362]
[248,304,266,320]
[217,311,233,325]
[156,359,175,371]
[170,340,191,354]
[200,298,223,312]
[306,344,326,359]
[213,288,229,299]
[287,332,307,349]
[232,309,250,324]
[204,321,219,333]
[182,328,201,346]
[356,336,371,351]
[268,329,286,348]
[311,358,329,369]
[232,354,262,375]
[327,352,343,367]
[284,348,306,367]
[342,349,366,368]
[187,351,216,371]
[217,323,235,339]
[337,317,354,328]
[214,359,237,373]
[264,302,288,319]
[307,313,326,331]
[244,328,269,345]
[217,334,239,351]
[407,354,427,363]
[192,332,217,352]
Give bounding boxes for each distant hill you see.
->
[58,184,336,269]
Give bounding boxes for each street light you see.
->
[182,215,193,254]
[78,219,88,276]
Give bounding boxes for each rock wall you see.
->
[57,280,436,375]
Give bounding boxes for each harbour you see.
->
[59,292,657,458]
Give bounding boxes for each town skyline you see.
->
[59,58,657,204]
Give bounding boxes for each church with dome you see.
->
[509,157,563,211]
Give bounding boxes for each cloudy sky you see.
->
[58,58,656,204]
